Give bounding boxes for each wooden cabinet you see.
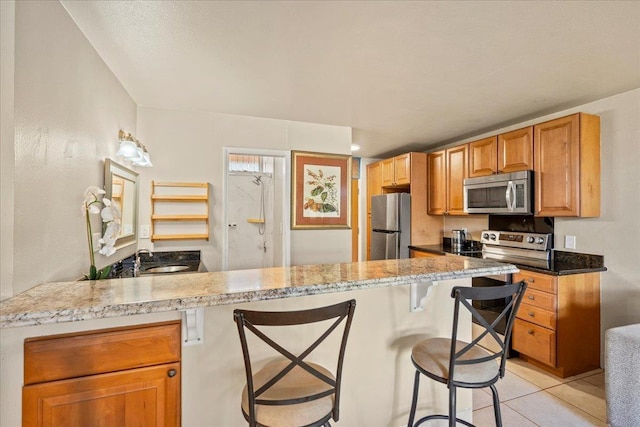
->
[381,153,411,187]
[512,269,600,378]
[23,321,181,427]
[468,136,498,177]
[427,150,446,215]
[468,127,533,178]
[499,126,534,173]
[534,113,600,217]
[410,250,443,258]
[427,145,468,215]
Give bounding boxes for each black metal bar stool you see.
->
[234,299,356,427]
[407,282,526,427]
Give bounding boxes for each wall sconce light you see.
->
[117,130,152,167]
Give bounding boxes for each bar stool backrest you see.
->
[449,281,527,387]
[234,299,356,426]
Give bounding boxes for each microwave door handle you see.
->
[505,181,514,211]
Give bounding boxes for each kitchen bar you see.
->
[1,257,516,426]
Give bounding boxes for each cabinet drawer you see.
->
[24,321,181,385]
[522,288,556,311]
[514,270,557,294]
[512,319,556,367]
[516,303,556,329]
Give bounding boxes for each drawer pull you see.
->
[527,330,534,335]
[527,278,535,283]
[528,312,535,317]
[167,369,177,378]
[528,295,535,300]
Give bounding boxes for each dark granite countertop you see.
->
[409,242,606,276]
[109,250,203,278]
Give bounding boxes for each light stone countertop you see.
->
[0,257,517,328]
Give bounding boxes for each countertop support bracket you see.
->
[182,308,204,346]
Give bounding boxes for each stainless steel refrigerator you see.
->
[370,193,411,260]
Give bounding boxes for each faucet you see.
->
[134,249,153,275]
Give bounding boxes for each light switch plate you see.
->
[140,225,150,239]
[565,235,576,249]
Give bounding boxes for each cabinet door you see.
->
[393,153,411,185]
[366,161,382,260]
[427,150,446,215]
[446,144,468,215]
[534,114,580,216]
[468,136,497,177]
[499,126,533,173]
[381,158,395,187]
[23,363,181,427]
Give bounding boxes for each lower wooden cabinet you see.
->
[410,249,443,258]
[23,363,180,427]
[23,321,181,427]
[512,269,600,378]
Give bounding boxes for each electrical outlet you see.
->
[140,225,150,239]
[565,235,576,249]
[92,233,101,252]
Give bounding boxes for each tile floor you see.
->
[473,358,607,426]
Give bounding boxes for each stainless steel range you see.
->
[472,229,553,356]
[481,230,552,269]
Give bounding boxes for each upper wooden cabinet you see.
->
[499,126,534,173]
[469,127,533,178]
[427,145,468,215]
[468,136,498,177]
[534,113,600,217]
[381,153,411,187]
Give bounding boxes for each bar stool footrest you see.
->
[413,414,475,427]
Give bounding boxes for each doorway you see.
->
[223,148,290,271]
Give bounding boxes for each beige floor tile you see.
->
[506,390,608,427]
[546,379,607,422]
[493,370,541,401]
[473,404,538,427]
[506,358,603,389]
[473,388,494,410]
[581,372,605,390]
[505,358,565,389]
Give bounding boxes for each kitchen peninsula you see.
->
[1,257,517,426]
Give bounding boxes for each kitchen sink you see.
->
[142,265,191,274]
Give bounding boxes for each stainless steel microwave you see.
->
[463,170,533,214]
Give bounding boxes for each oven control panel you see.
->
[481,230,551,251]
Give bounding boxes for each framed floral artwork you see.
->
[291,151,352,229]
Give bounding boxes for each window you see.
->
[228,155,274,174]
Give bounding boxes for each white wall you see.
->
[0,0,16,301]
[136,107,353,272]
[2,0,138,298]
[439,89,640,335]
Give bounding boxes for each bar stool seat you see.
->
[241,359,335,427]
[412,338,499,385]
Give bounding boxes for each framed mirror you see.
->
[104,159,139,248]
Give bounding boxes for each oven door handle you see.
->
[505,181,515,211]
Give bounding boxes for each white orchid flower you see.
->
[82,186,106,215]
[98,221,120,257]
[100,198,121,223]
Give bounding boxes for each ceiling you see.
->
[60,1,640,158]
